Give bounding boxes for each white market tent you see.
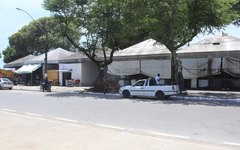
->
[3,55,36,68]
[113,38,170,57]
[13,48,74,75]
[108,35,240,80]
[178,34,240,78]
[178,34,240,55]
[26,47,74,64]
[108,39,172,78]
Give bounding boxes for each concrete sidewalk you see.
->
[12,85,90,93]
[0,110,238,150]
[12,85,240,102]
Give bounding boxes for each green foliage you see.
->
[138,0,235,51]
[44,0,237,86]
[2,46,17,63]
[3,17,79,63]
[232,0,240,26]
[43,0,144,72]
[127,0,236,83]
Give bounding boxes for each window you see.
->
[133,80,145,86]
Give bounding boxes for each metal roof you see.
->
[3,55,36,68]
[178,34,240,58]
[114,39,171,57]
[26,48,74,64]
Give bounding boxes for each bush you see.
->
[92,78,119,93]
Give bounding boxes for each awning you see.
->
[15,64,41,74]
[58,69,72,72]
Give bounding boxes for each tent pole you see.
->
[139,59,141,74]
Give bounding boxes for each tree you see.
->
[232,0,240,26]
[2,46,17,63]
[43,0,237,92]
[44,0,133,76]
[43,0,146,92]
[127,0,236,90]
[2,17,78,63]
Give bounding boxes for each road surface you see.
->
[0,90,240,147]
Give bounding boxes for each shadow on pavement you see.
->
[44,91,240,107]
[45,92,121,100]
[189,92,240,99]
[131,97,240,107]
[165,98,240,107]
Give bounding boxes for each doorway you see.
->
[62,72,71,86]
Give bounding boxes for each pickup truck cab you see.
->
[119,78,180,99]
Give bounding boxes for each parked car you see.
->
[119,78,180,99]
[0,78,14,90]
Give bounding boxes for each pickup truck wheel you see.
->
[122,90,130,98]
[155,91,165,100]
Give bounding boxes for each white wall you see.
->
[59,63,82,86]
[59,62,99,86]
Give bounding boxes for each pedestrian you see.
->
[155,73,160,85]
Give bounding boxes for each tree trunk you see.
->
[96,64,108,80]
[171,51,185,92]
[103,65,108,79]
[93,64,114,93]
[171,51,178,84]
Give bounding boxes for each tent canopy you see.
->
[108,35,240,78]
[15,64,41,74]
[114,39,170,56]
[26,48,74,64]
[3,55,36,68]
[178,34,240,58]
[108,39,171,77]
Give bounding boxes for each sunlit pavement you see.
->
[0,110,238,150]
[1,85,239,149]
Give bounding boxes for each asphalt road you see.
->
[0,90,240,146]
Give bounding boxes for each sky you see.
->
[0,0,49,69]
[1,0,240,69]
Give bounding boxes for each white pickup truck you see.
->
[119,78,180,99]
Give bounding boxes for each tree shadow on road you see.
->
[45,92,121,100]
[167,98,240,107]
[131,97,240,107]
[45,91,240,107]
[188,92,240,99]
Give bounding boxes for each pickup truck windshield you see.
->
[133,80,145,86]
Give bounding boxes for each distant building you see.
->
[4,48,73,86]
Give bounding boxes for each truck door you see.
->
[145,78,156,96]
[131,80,146,96]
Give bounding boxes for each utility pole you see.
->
[16,8,48,79]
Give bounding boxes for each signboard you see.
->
[0,69,14,78]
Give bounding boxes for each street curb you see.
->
[11,87,240,103]
[171,95,240,103]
